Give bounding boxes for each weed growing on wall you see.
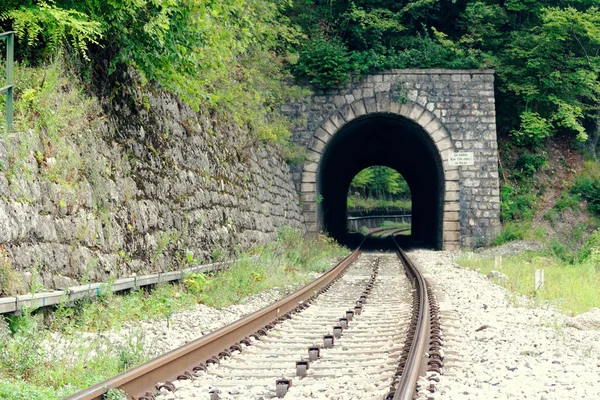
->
[2,0,308,150]
[0,61,100,192]
[0,245,25,295]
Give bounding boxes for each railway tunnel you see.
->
[317,113,444,249]
[288,70,501,249]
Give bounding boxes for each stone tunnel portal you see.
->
[318,114,444,249]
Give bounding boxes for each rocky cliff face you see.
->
[0,88,303,293]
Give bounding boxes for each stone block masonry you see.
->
[0,88,304,293]
[283,69,501,249]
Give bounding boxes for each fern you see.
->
[1,2,102,60]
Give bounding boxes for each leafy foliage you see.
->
[349,166,409,198]
[500,183,538,221]
[1,0,306,147]
[1,2,102,60]
[286,1,600,148]
[291,35,352,88]
[570,161,600,215]
[347,166,410,213]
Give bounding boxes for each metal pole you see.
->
[6,32,14,131]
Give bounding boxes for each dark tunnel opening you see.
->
[317,114,445,250]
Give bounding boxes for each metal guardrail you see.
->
[347,214,411,220]
[0,31,14,131]
[0,258,249,315]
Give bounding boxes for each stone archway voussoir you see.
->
[303,161,318,173]
[329,112,345,129]
[339,103,356,123]
[308,137,326,153]
[417,110,435,128]
[437,138,453,153]
[302,171,316,183]
[364,97,377,114]
[376,93,391,112]
[424,118,443,136]
[322,118,337,135]
[408,103,426,121]
[314,127,331,144]
[350,99,367,117]
[398,102,412,117]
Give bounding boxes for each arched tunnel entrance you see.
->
[317,114,445,249]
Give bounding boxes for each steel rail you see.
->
[63,245,363,400]
[392,237,430,400]
[367,226,410,237]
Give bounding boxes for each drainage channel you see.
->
[152,252,413,400]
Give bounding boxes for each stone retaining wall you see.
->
[0,88,303,293]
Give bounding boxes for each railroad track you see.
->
[368,226,411,238]
[65,240,442,400]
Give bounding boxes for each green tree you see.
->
[500,6,600,147]
[1,0,306,145]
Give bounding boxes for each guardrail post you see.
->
[6,32,14,131]
[1,31,15,132]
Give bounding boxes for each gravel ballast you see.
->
[38,250,600,399]
[410,249,600,400]
[42,286,312,368]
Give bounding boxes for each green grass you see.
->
[0,227,348,399]
[380,221,410,229]
[457,251,600,316]
[0,306,153,400]
[51,283,198,333]
[491,221,546,246]
[185,227,348,308]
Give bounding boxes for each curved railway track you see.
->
[64,240,442,400]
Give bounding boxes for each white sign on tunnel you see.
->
[448,151,474,166]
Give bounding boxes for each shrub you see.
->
[500,183,537,221]
[492,222,529,245]
[292,35,353,88]
[512,152,547,179]
[575,229,600,263]
[571,176,600,215]
[554,191,579,212]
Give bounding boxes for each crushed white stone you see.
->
[410,249,600,400]
[42,286,307,365]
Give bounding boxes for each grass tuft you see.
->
[0,245,26,296]
[457,251,600,315]
[185,227,348,308]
